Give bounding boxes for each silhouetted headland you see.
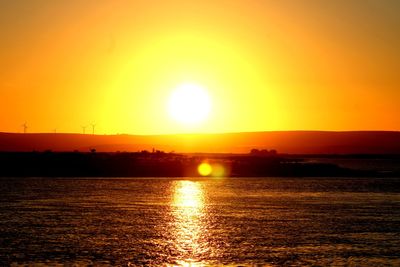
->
[1,131,400,154]
[1,131,399,177]
[1,150,398,177]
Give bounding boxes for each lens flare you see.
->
[198,162,212,176]
[211,163,225,177]
[197,162,227,177]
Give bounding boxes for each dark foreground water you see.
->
[0,177,399,266]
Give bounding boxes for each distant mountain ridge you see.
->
[0,131,399,154]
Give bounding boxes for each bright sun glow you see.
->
[167,83,211,125]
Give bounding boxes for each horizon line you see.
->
[1,129,400,136]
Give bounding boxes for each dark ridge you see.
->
[0,151,395,178]
[1,131,400,154]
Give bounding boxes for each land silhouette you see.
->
[0,131,399,177]
[1,150,395,178]
[1,131,400,154]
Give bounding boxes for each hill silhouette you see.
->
[0,131,399,154]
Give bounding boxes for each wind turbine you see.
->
[22,122,28,133]
[81,125,87,134]
[91,123,96,135]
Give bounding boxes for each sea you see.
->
[0,177,399,266]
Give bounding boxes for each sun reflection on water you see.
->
[171,180,208,265]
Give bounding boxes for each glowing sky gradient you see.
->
[0,0,399,134]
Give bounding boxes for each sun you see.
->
[167,83,211,125]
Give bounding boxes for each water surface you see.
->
[0,177,399,266]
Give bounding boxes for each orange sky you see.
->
[0,0,399,134]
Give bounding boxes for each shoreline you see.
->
[1,151,398,178]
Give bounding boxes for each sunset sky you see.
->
[0,0,399,134]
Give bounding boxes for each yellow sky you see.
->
[0,0,399,134]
